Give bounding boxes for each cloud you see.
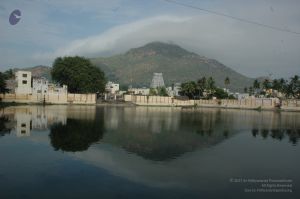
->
[2,0,300,78]
[33,15,191,60]
[34,11,300,78]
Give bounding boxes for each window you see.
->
[22,74,27,77]
[21,123,26,127]
[22,80,27,84]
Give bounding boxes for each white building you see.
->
[105,81,119,94]
[48,83,68,94]
[32,77,48,94]
[167,83,181,97]
[128,87,150,95]
[15,71,32,94]
[234,93,250,100]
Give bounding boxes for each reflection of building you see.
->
[15,112,32,137]
[9,105,96,137]
[150,73,165,88]
[15,71,32,94]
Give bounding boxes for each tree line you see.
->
[245,75,300,99]
[179,76,234,99]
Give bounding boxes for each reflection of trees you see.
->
[251,128,300,145]
[49,113,104,152]
[103,109,236,161]
[0,116,11,137]
[104,130,227,161]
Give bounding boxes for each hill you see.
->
[91,42,254,91]
[13,65,52,80]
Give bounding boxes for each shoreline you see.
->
[1,101,300,112]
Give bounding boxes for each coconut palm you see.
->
[253,79,260,95]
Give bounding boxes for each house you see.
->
[105,81,119,94]
[15,71,32,94]
[167,83,181,97]
[48,83,68,94]
[128,87,150,95]
[32,77,48,94]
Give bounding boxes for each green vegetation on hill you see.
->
[91,42,254,91]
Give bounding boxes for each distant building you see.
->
[166,83,181,96]
[48,83,68,94]
[150,73,165,88]
[128,87,150,95]
[15,71,32,94]
[234,93,250,100]
[105,81,119,94]
[32,77,48,94]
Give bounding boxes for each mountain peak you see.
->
[126,41,197,58]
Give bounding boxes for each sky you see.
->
[0,0,300,78]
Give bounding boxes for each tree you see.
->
[0,72,7,94]
[249,86,254,95]
[214,87,229,99]
[224,77,230,90]
[206,77,216,98]
[180,81,197,99]
[262,79,271,90]
[157,87,168,96]
[52,56,106,93]
[253,79,260,95]
[197,77,207,98]
[2,69,14,80]
[149,88,157,95]
[287,75,300,99]
[244,87,248,93]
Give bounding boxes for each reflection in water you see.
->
[252,128,300,145]
[1,106,300,158]
[102,107,236,161]
[0,106,300,199]
[49,116,104,152]
[0,116,12,136]
[0,105,105,152]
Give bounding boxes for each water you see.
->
[0,105,299,199]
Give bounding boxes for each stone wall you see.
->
[67,93,96,104]
[0,93,96,105]
[124,95,297,111]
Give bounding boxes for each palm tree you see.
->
[262,79,271,90]
[207,77,216,97]
[253,79,260,95]
[249,86,254,95]
[224,77,230,91]
[290,75,300,98]
[197,77,207,98]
